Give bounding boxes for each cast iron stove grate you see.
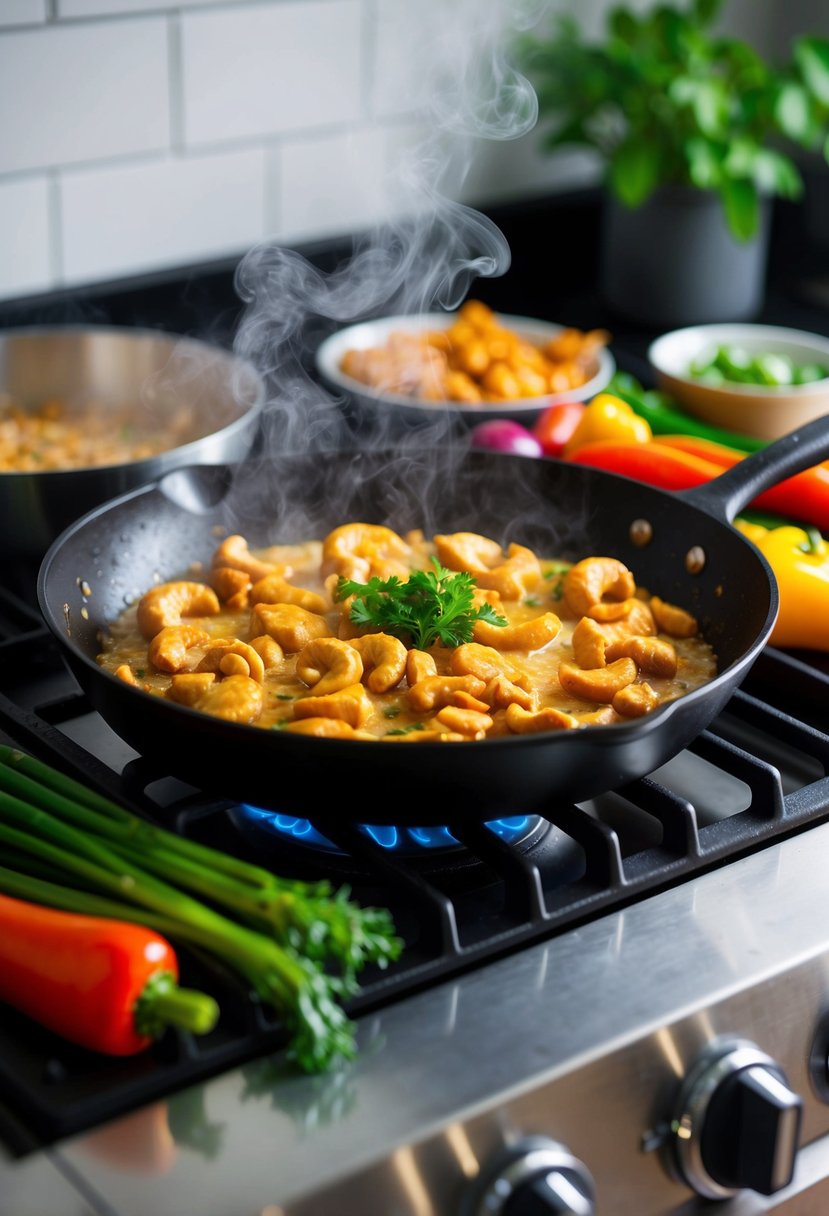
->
[0,583,828,1156]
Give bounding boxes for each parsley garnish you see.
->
[336,558,507,650]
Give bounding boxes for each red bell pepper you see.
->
[0,893,219,1055]
[570,439,829,533]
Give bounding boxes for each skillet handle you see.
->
[676,414,829,524]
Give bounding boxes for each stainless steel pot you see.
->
[0,325,266,559]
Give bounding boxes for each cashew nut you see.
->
[434,532,542,600]
[293,682,371,728]
[480,674,535,711]
[571,617,609,669]
[446,689,491,713]
[210,566,251,610]
[282,717,369,739]
[295,637,362,695]
[558,657,638,703]
[606,635,677,678]
[588,598,656,638]
[166,672,216,705]
[295,637,364,695]
[406,649,437,685]
[650,596,699,638]
[250,574,329,616]
[449,642,532,691]
[167,673,264,724]
[195,639,266,683]
[612,681,660,717]
[114,664,139,686]
[407,674,488,713]
[473,612,561,651]
[505,704,579,733]
[321,523,412,582]
[572,600,657,669]
[211,535,287,582]
[249,634,285,670]
[251,602,333,653]
[435,705,493,738]
[148,624,211,673]
[563,557,636,617]
[137,581,220,640]
[348,633,408,693]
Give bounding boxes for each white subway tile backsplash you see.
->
[276,127,393,242]
[0,0,47,27]
[60,148,265,285]
[371,0,435,119]
[0,0,618,303]
[0,176,52,299]
[0,18,170,175]
[57,0,236,14]
[181,0,363,147]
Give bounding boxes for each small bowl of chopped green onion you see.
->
[647,323,829,440]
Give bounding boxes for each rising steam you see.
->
[229,0,553,532]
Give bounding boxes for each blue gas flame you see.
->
[239,806,533,852]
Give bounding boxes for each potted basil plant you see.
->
[515,0,829,327]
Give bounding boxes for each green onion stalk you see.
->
[0,747,403,1073]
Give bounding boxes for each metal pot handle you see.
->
[676,414,829,524]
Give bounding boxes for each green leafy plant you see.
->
[336,559,507,650]
[515,0,829,239]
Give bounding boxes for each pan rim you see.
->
[37,462,779,756]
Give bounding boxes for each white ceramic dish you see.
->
[314,311,615,428]
[648,323,829,440]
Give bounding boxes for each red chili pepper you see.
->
[570,440,829,533]
[567,440,724,489]
[0,893,219,1055]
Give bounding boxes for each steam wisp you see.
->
[229,0,556,538]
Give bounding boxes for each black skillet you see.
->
[37,416,829,825]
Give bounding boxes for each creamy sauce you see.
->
[98,529,718,741]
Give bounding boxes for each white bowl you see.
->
[648,323,829,440]
[315,311,615,428]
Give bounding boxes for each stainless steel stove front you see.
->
[7,811,829,1216]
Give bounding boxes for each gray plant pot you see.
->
[599,186,771,329]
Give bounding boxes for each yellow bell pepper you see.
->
[563,393,652,456]
[735,520,829,651]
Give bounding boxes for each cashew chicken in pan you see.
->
[97,523,717,740]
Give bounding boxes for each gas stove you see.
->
[2,567,829,1213]
[4,191,829,1213]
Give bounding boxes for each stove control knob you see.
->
[671,1036,803,1201]
[466,1136,595,1215]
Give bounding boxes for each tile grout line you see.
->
[47,169,63,288]
[167,12,185,154]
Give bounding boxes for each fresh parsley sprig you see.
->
[335,558,507,650]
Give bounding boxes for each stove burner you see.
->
[239,805,541,855]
